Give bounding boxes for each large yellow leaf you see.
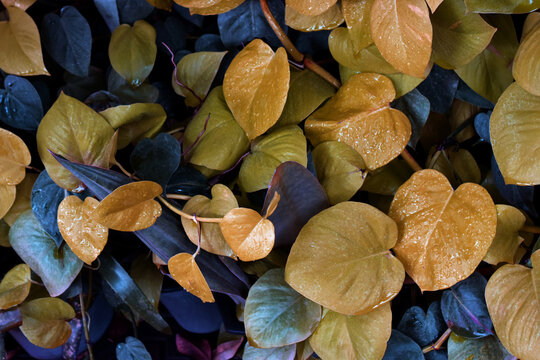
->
[181,184,237,257]
[305,73,411,170]
[490,82,540,185]
[285,202,404,315]
[309,304,392,360]
[370,0,432,78]
[522,13,540,39]
[190,0,245,15]
[285,3,344,32]
[342,0,374,52]
[168,252,215,303]
[1,0,37,10]
[513,23,540,96]
[485,264,540,360]
[3,173,37,226]
[388,169,497,291]
[0,128,31,186]
[464,0,540,13]
[19,298,75,349]
[483,205,526,266]
[223,39,290,140]
[533,250,540,303]
[286,0,337,16]
[58,196,108,265]
[0,185,16,220]
[92,181,163,231]
[37,93,115,191]
[0,6,48,76]
[0,264,30,310]
[109,20,157,86]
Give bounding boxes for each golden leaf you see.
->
[223,39,290,140]
[58,196,108,265]
[532,250,540,303]
[0,264,31,310]
[490,82,540,185]
[464,0,540,14]
[2,173,37,226]
[0,0,36,10]
[168,252,215,303]
[342,0,373,52]
[425,0,444,12]
[286,0,337,16]
[173,0,221,7]
[388,169,497,291]
[513,23,540,96]
[0,128,31,186]
[522,13,540,40]
[92,181,163,231]
[190,0,246,15]
[285,3,344,32]
[305,73,411,170]
[483,205,526,266]
[0,185,16,220]
[263,192,280,219]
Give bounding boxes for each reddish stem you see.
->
[162,42,204,105]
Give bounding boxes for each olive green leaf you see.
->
[361,158,412,196]
[0,264,31,310]
[464,0,540,13]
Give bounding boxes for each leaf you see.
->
[93,0,120,32]
[388,169,497,291]
[391,89,430,149]
[490,83,540,185]
[166,166,210,197]
[455,79,494,109]
[484,205,526,266]
[522,12,540,39]
[397,302,447,348]
[305,73,411,170]
[41,6,92,77]
[0,128,30,186]
[513,23,540,97]
[361,158,413,196]
[309,304,392,360]
[213,337,244,360]
[286,0,336,16]
[116,336,152,360]
[37,92,115,191]
[0,264,30,310]
[464,0,540,13]
[427,147,481,187]
[431,0,496,70]
[0,6,48,76]
[485,264,540,360]
[223,39,289,140]
[425,0,444,12]
[57,196,108,265]
[239,126,307,192]
[168,252,215,303]
[130,255,163,309]
[0,185,16,220]
[341,0,374,52]
[19,298,75,349]
[0,75,43,131]
[312,141,366,204]
[244,268,321,348]
[370,0,432,78]
[0,0,36,10]
[117,0,154,23]
[109,20,157,86]
[474,111,491,143]
[417,65,460,114]
[190,0,246,15]
[243,342,296,360]
[285,4,344,32]
[3,173,36,226]
[382,330,424,360]
[92,181,162,232]
[146,0,173,10]
[175,332,211,360]
[9,210,83,296]
[285,202,404,315]
[448,333,511,360]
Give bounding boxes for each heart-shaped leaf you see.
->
[417,65,460,114]
[305,73,411,170]
[0,128,30,186]
[285,4,344,32]
[388,169,497,291]
[0,75,43,131]
[9,210,83,296]
[0,264,30,310]
[0,185,16,219]
[397,302,447,349]
[448,333,511,360]
[168,252,215,303]
[223,39,290,140]
[286,0,336,15]
[382,330,424,360]
[464,0,540,13]
[244,268,321,348]
[341,0,374,52]
[243,342,296,360]
[116,336,152,360]
[484,205,526,265]
[286,202,404,315]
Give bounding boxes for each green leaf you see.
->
[464,0,540,13]
[0,264,31,310]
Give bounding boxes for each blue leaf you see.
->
[391,89,430,149]
[117,0,154,24]
[166,166,210,197]
[295,30,331,59]
[417,65,459,114]
[93,0,120,32]
[455,80,494,109]
[156,16,187,54]
[397,301,446,347]
[382,330,423,360]
[116,337,152,360]
[173,4,204,28]
[474,112,491,143]
[196,34,226,52]
[0,75,43,131]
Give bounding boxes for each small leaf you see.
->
[0,128,30,186]
[168,252,215,303]
[0,75,43,131]
[92,181,163,232]
[484,205,526,265]
[286,0,337,15]
[382,330,424,360]
[448,333,511,360]
[513,22,540,96]
[0,185,16,220]
[464,0,540,13]
[285,4,344,32]
[116,336,152,360]
[243,342,296,360]
[3,173,36,226]
[0,264,30,310]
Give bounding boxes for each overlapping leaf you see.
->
[168,252,215,303]
[341,0,373,52]
[0,264,30,310]
[464,0,540,13]
[285,4,343,32]
[286,0,336,16]
[484,205,526,265]
[0,128,30,186]
[513,22,540,96]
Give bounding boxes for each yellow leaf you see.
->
[483,205,526,266]
[309,304,392,360]
[145,0,173,10]
[388,169,497,291]
[513,23,540,96]
[485,264,540,360]
[168,252,215,303]
[286,0,337,16]
[181,184,237,257]
[522,13,540,40]
[0,6,48,76]
[0,128,31,186]
[0,0,36,10]
[19,298,75,349]
[305,73,411,170]
[490,82,540,185]
[0,185,16,220]
[285,202,404,315]
[0,264,31,310]
[58,196,108,265]
[342,0,373,52]
[190,0,245,15]
[532,250,540,303]
[173,0,221,7]
[3,173,37,226]
[370,0,432,78]
[464,0,540,13]
[220,208,275,261]
[425,0,444,12]
[223,39,290,140]
[285,3,344,32]
[109,20,157,86]
[92,181,163,231]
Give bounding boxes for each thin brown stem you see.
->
[192,215,202,258]
[25,165,42,173]
[521,225,540,234]
[304,58,341,88]
[166,194,192,201]
[113,160,139,180]
[167,126,184,135]
[401,148,423,172]
[422,328,452,354]
[79,293,94,360]
[158,196,222,223]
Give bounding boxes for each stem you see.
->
[158,196,222,223]
[304,58,341,88]
[192,216,202,258]
[521,225,540,234]
[114,160,139,180]
[209,151,250,185]
[422,328,452,354]
[167,126,184,135]
[401,148,423,172]
[181,113,210,158]
[79,293,94,360]
[166,194,192,201]
[24,165,41,173]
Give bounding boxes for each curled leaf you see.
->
[483,205,526,265]
[0,128,31,186]
[168,252,215,303]
[0,264,30,310]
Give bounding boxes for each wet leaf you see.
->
[382,330,423,360]
[57,196,108,265]
[286,0,336,16]
[305,73,411,170]
[0,75,43,131]
[370,0,432,78]
[109,20,157,86]
[286,202,404,315]
[190,0,246,15]
[388,169,497,291]
[0,128,30,186]
[0,264,30,310]
[19,298,75,349]
[223,39,289,140]
[448,333,511,360]
[342,0,374,52]
[484,205,526,265]
[0,185,16,220]
[243,342,296,360]
[309,304,392,360]
[490,82,540,185]
[0,6,48,76]
[92,181,162,232]
[464,0,540,13]
[181,184,237,257]
[116,336,152,360]
[244,268,321,348]
[513,23,540,96]
[285,4,344,32]
[168,252,215,303]
[130,255,163,309]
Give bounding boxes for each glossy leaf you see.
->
[382,330,423,360]
[223,39,289,140]
[286,0,336,16]
[286,202,404,315]
[513,23,540,96]
[342,0,374,52]
[168,252,215,303]
[464,0,540,13]
[244,269,321,348]
[243,342,296,360]
[285,4,344,32]
[397,302,447,348]
[448,333,511,360]
[190,0,246,15]
[388,169,497,291]
[0,128,30,186]
[474,112,491,143]
[130,255,163,309]
[0,75,43,131]
[166,166,210,197]
[0,264,30,310]
[0,0,36,10]
[116,336,152,360]
[484,205,526,265]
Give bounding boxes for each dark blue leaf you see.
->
[294,30,331,59]
[94,0,120,32]
[166,166,210,197]
[391,89,430,149]
[0,75,43,131]
[417,65,459,114]
[455,80,494,109]
[382,330,423,360]
[117,0,154,24]
[173,4,204,28]
[218,0,286,48]
[474,112,491,143]
[116,337,152,360]
[195,34,226,52]
[42,6,92,77]
[156,16,187,54]
[397,301,446,347]
[441,272,493,338]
